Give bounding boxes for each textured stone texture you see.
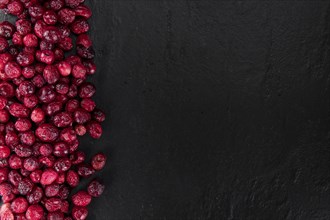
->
[4,1,330,219]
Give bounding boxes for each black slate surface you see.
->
[4,1,330,219]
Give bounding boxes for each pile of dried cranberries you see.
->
[0,0,106,219]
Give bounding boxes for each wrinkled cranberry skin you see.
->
[0,36,8,52]
[88,179,105,197]
[7,1,24,16]
[9,154,22,170]
[72,206,88,220]
[8,170,22,186]
[0,145,10,158]
[29,169,42,183]
[5,61,21,79]
[27,186,43,205]
[47,211,64,220]
[78,82,95,98]
[30,108,45,123]
[71,19,89,35]
[53,158,71,172]
[69,151,85,164]
[72,191,91,206]
[11,197,28,213]
[28,5,44,19]
[77,45,95,59]
[25,204,44,220]
[45,101,62,116]
[45,197,62,212]
[23,34,38,47]
[37,85,57,103]
[23,157,39,172]
[87,121,102,139]
[43,27,60,44]
[77,163,94,178]
[43,10,58,25]
[19,131,36,146]
[58,8,75,25]
[16,52,35,67]
[18,81,35,97]
[0,21,15,39]
[0,167,8,183]
[43,65,60,84]
[53,142,69,157]
[65,99,79,112]
[50,0,65,11]
[14,145,32,158]
[18,178,33,195]
[39,144,53,157]
[9,103,30,118]
[36,50,55,65]
[23,95,39,109]
[65,0,84,8]
[73,108,91,124]
[75,5,92,19]
[45,184,60,197]
[35,124,59,142]
[40,168,58,185]
[66,170,79,187]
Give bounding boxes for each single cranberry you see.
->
[26,186,43,205]
[7,0,24,16]
[45,197,62,212]
[53,112,72,127]
[5,61,21,79]
[60,128,76,143]
[12,32,23,45]
[16,52,34,67]
[58,36,73,51]
[53,142,69,157]
[43,65,60,84]
[70,19,89,34]
[30,108,45,123]
[69,151,85,164]
[50,0,65,11]
[66,55,81,65]
[18,81,35,97]
[58,185,69,200]
[23,157,39,172]
[45,183,60,197]
[32,74,46,88]
[0,203,14,219]
[33,20,46,39]
[76,34,92,48]
[9,103,30,118]
[66,170,79,187]
[72,63,87,78]
[44,101,63,116]
[8,154,22,170]
[29,169,42,183]
[0,21,15,39]
[0,183,12,196]
[28,5,44,19]
[53,157,71,172]
[11,197,28,214]
[54,48,64,61]
[0,109,9,123]
[15,118,32,132]
[2,193,15,202]
[72,191,91,206]
[83,60,96,75]
[14,145,32,158]
[75,124,86,136]
[91,153,106,171]
[77,163,94,178]
[87,179,105,197]
[42,27,60,43]
[0,158,8,167]
[0,36,8,52]
[39,144,53,157]
[23,95,39,109]
[18,178,33,195]
[43,10,58,25]
[23,34,38,47]
[72,206,88,220]
[76,45,95,59]
[58,8,76,25]
[35,124,59,142]
[80,98,95,112]
[87,121,102,139]
[8,170,22,186]
[0,146,10,158]
[40,168,58,185]
[0,82,15,97]
[15,19,31,36]
[56,61,71,76]
[8,45,19,57]
[61,201,69,213]
[57,25,70,38]
[38,85,57,103]
[55,171,65,184]
[25,204,44,220]
[68,139,79,153]
[67,84,78,98]
[74,5,92,19]
[73,108,91,124]
[78,82,95,98]
[36,50,55,65]
[19,131,36,146]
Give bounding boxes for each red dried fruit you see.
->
[18,178,33,195]
[87,179,105,197]
[72,191,91,206]
[35,124,59,142]
[11,197,28,213]
[40,168,58,185]
[25,204,44,220]
[72,206,88,220]
[0,146,10,158]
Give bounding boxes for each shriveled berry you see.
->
[50,0,65,11]
[9,155,22,170]
[36,50,55,65]
[8,170,22,186]
[43,10,58,25]
[76,45,95,59]
[53,142,69,157]
[25,204,44,220]
[72,191,91,206]
[19,131,36,146]
[26,186,43,205]
[18,178,33,195]
[44,101,62,116]
[29,170,42,183]
[35,124,59,142]
[74,5,92,19]
[16,52,34,67]
[14,145,32,158]
[42,27,60,44]
[0,21,15,39]
[70,19,89,34]
[75,124,86,136]
[23,34,38,47]
[53,158,71,172]
[58,8,75,25]
[37,85,56,103]
[11,197,28,213]
[47,211,64,220]
[23,95,39,108]
[7,0,24,16]
[45,184,60,197]
[31,108,45,123]
[23,157,39,171]
[39,144,53,156]
[73,108,91,124]
[28,5,44,19]
[69,151,85,164]
[77,163,94,177]
[40,168,58,185]
[72,206,88,220]
[18,81,35,96]
[43,65,60,84]
[87,179,105,197]
[0,146,10,158]
[53,112,72,127]
[44,198,62,212]
[0,183,12,196]
[5,61,21,79]
[66,170,79,187]
[87,121,102,139]
[65,0,84,9]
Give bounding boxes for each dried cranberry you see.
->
[77,163,94,177]
[72,191,91,206]
[18,178,33,195]
[66,170,79,187]
[11,197,28,213]
[72,206,88,220]
[7,0,24,16]
[0,21,15,39]
[35,124,59,142]
[87,179,105,197]
[43,10,58,25]
[87,121,102,139]
[53,158,71,172]
[25,204,44,220]
[40,168,58,185]
[43,65,60,84]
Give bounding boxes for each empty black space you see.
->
[4,1,330,220]
[88,1,330,220]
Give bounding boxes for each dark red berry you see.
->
[87,179,105,197]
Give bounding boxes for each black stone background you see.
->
[5,1,330,220]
